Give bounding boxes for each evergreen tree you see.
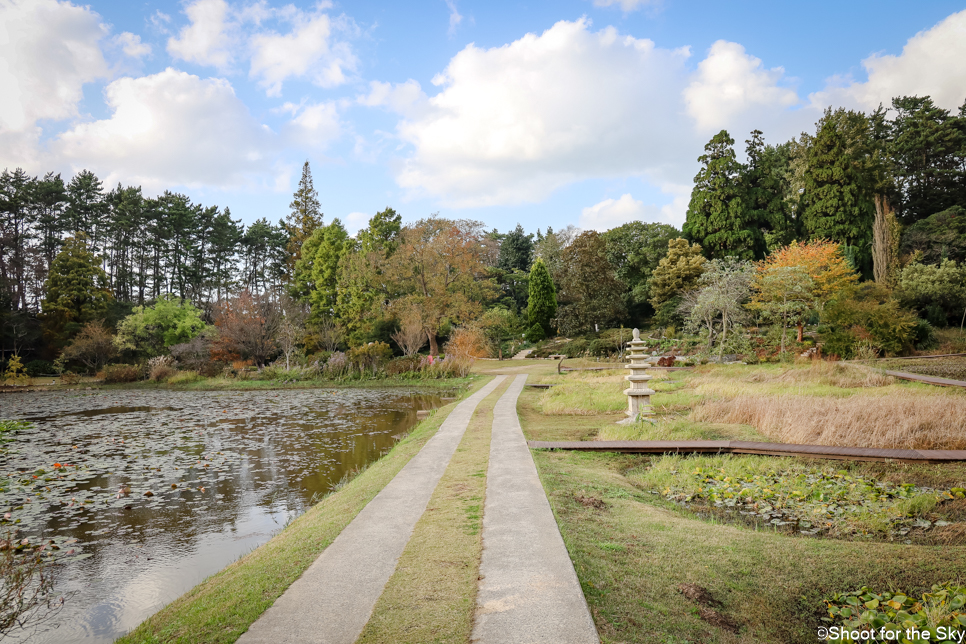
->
[0,168,37,311]
[358,207,401,255]
[285,161,324,273]
[684,130,765,260]
[65,170,107,253]
[799,109,876,266]
[602,221,679,321]
[742,131,795,251]
[555,231,627,335]
[40,232,112,349]
[291,219,349,317]
[527,257,557,336]
[889,96,966,223]
[497,224,534,272]
[648,238,706,309]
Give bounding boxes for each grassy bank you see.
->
[517,361,966,642]
[115,376,493,644]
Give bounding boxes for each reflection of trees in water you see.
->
[0,387,443,644]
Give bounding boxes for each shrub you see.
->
[821,284,918,358]
[168,371,202,385]
[101,364,140,383]
[386,356,421,376]
[422,355,473,378]
[588,337,617,357]
[559,338,588,358]
[148,356,177,382]
[524,323,546,343]
[60,372,81,385]
[445,326,489,359]
[347,342,393,373]
[912,319,938,351]
[24,360,54,377]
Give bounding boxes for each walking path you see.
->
[473,374,600,644]
[238,375,506,644]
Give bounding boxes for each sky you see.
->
[1,0,965,236]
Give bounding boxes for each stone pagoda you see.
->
[618,328,655,424]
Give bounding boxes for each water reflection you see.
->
[0,387,444,644]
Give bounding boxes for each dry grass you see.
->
[691,391,966,450]
[705,360,894,389]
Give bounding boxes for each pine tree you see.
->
[497,224,534,272]
[684,130,765,260]
[527,257,557,336]
[285,161,324,273]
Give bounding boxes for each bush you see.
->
[148,356,177,382]
[524,323,546,343]
[912,319,938,351]
[559,338,588,358]
[168,370,202,385]
[101,364,140,383]
[24,360,54,377]
[588,337,618,357]
[386,356,421,376]
[347,342,393,373]
[821,284,918,358]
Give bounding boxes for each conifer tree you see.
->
[527,257,557,336]
[285,161,324,274]
[684,130,765,260]
[39,232,112,349]
[799,109,876,256]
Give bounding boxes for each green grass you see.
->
[356,376,510,643]
[114,376,495,644]
[515,377,966,643]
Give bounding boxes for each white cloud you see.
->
[54,68,276,190]
[811,10,966,111]
[0,0,108,131]
[592,0,660,11]
[167,0,236,70]
[684,40,798,132]
[249,8,357,96]
[114,32,151,59]
[445,0,462,36]
[391,18,694,208]
[358,80,428,118]
[580,188,689,231]
[344,211,369,235]
[167,0,357,96]
[286,101,342,147]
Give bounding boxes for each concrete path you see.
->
[238,375,507,644]
[472,374,600,644]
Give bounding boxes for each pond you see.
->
[0,387,446,644]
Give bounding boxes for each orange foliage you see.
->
[757,239,858,302]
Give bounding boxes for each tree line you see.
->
[1,93,964,372]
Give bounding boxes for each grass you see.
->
[114,376,494,644]
[592,361,966,451]
[516,381,966,643]
[356,376,510,643]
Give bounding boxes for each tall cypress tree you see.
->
[527,257,557,336]
[683,130,765,260]
[799,108,876,272]
[285,161,324,274]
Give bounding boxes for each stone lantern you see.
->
[618,328,655,424]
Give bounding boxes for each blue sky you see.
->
[2,0,965,236]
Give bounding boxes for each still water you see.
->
[0,387,444,643]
